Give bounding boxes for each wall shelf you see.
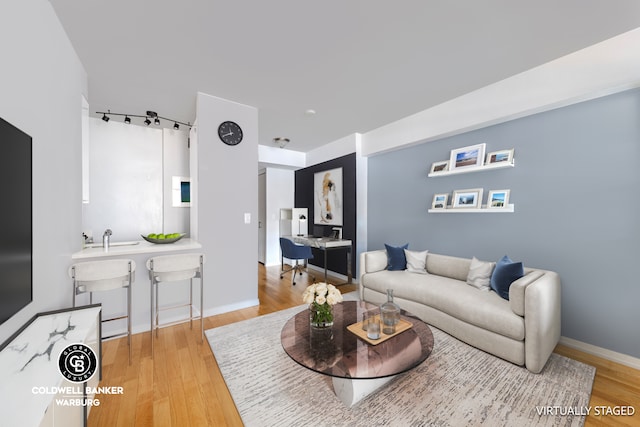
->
[428,204,514,213]
[428,160,514,177]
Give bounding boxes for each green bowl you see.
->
[141,233,185,244]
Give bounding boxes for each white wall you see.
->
[162,128,191,235]
[192,92,259,314]
[0,0,88,343]
[264,168,294,266]
[83,119,163,241]
[82,119,190,242]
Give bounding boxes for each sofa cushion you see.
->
[426,253,471,282]
[385,243,408,270]
[361,270,524,341]
[405,249,428,274]
[364,250,388,273]
[491,255,524,300]
[466,257,495,291]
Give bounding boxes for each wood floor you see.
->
[88,264,639,427]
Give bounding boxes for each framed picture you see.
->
[486,148,514,165]
[449,143,486,171]
[487,189,510,209]
[431,193,449,209]
[430,160,449,174]
[314,167,343,226]
[452,188,484,209]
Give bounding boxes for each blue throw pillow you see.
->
[385,243,409,271]
[490,255,524,300]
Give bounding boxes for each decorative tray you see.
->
[346,316,413,345]
[140,233,185,244]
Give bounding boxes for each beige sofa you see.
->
[359,250,561,373]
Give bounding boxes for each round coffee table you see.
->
[281,300,434,406]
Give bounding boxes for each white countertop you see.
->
[71,238,202,260]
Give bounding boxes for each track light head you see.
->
[154,117,160,125]
[144,118,151,126]
[102,113,110,122]
[124,116,131,124]
[173,122,180,130]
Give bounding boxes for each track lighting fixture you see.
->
[96,109,191,130]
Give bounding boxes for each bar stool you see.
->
[146,253,205,356]
[69,259,135,363]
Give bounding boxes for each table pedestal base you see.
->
[332,375,398,407]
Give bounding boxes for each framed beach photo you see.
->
[487,189,510,209]
[486,148,514,165]
[452,188,484,209]
[430,160,449,174]
[449,143,486,171]
[431,193,449,209]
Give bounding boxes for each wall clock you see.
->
[218,121,243,146]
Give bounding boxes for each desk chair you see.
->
[146,253,205,357]
[279,237,314,285]
[69,259,135,363]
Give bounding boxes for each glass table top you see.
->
[280,300,434,379]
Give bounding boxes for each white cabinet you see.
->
[0,305,102,427]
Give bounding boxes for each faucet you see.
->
[103,229,112,250]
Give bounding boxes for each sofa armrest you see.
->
[522,271,561,373]
[359,250,387,300]
[509,270,544,316]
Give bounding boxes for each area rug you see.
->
[206,305,595,427]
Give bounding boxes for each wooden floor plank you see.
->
[87,264,639,426]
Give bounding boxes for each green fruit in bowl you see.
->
[157,234,166,239]
[148,233,157,239]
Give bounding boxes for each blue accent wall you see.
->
[367,88,640,358]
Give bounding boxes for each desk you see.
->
[286,235,353,285]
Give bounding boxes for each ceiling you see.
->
[49,0,640,153]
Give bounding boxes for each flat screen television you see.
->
[0,117,32,325]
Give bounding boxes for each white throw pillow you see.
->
[404,249,428,274]
[466,257,495,291]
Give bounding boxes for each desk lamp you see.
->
[298,214,307,236]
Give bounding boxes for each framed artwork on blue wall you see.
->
[314,167,343,226]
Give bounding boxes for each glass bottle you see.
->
[380,289,400,334]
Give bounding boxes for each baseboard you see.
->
[307,265,358,284]
[203,299,260,318]
[559,336,640,370]
[128,298,260,335]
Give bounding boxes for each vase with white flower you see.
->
[302,282,343,328]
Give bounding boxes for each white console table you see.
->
[0,305,102,427]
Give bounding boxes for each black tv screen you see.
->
[0,117,32,325]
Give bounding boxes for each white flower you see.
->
[326,293,339,305]
[303,282,343,306]
[302,289,315,305]
[315,282,328,297]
